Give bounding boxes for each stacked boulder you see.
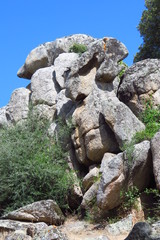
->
[1,34,160,231]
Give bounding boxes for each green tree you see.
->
[134,0,160,62]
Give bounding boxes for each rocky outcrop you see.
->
[2,34,160,238]
[97,141,152,211]
[0,220,68,240]
[3,200,65,225]
[118,59,160,116]
[17,34,95,79]
[6,88,30,124]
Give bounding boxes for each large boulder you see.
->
[54,53,79,89]
[0,220,47,240]
[31,66,58,106]
[118,59,160,116]
[3,200,65,225]
[151,131,160,189]
[124,222,152,240]
[82,166,100,192]
[0,220,68,240]
[65,38,128,102]
[71,85,119,165]
[81,182,99,210]
[17,34,95,79]
[6,88,30,124]
[97,141,152,211]
[97,153,125,210]
[101,96,145,147]
[127,140,152,191]
[0,106,8,128]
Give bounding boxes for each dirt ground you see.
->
[60,216,128,240]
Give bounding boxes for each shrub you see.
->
[0,113,74,215]
[69,43,87,54]
[120,186,140,212]
[122,99,160,164]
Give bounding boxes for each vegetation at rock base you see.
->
[0,112,74,215]
[69,43,87,54]
[120,186,140,212]
[134,0,160,62]
[122,99,160,163]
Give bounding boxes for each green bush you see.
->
[134,99,160,142]
[69,43,87,54]
[122,99,160,164]
[118,61,128,78]
[0,113,74,215]
[120,186,140,212]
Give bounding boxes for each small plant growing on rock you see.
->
[120,186,140,212]
[118,61,128,78]
[69,43,87,54]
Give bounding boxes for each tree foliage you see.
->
[134,0,160,62]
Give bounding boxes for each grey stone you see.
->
[0,106,8,128]
[65,37,128,102]
[17,34,95,79]
[54,53,79,89]
[151,131,160,189]
[106,214,133,235]
[81,182,99,210]
[124,222,152,240]
[3,200,65,225]
[118,59,160,116]
[6,88,30,124]
[32,104,56,121]
[31,66,58,106]
[83,167,100,192]
[33,225,68,240]
[151,221,160,238]
[128,140,152,191]
[101,96,145,147]
[97,153,125,210]
[56,89,74,120]
[0,220,47,240]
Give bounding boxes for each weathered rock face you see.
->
[97,153,125,210]
[81,182,99,210]
[17,34,95,79]
[97,141,152,211]
[124,222,152,240]
[3,200,65,225]
[31,66,58,106]
[54,53,79,89]
[6,88,30,124]
[118,59,160,116]
[82,166,100,192]
[127,140,152,191]
[65,37,128,102]
[0,106,8,128]
[151,131,160,189]
[101,96,145,147]
[0,220,68,240]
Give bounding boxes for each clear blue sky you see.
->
[0,0,145,108]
